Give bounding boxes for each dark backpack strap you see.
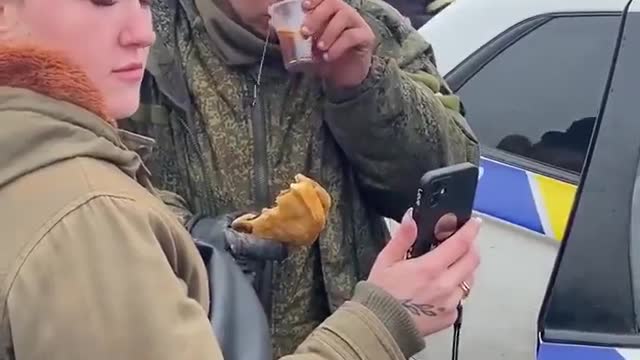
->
[193,239,273,360]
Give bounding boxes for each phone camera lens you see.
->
[433,181,442,192]
[429,194,439,207]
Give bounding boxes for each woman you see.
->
[0,0,481,359]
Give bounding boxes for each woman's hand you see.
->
[368,210,481,336]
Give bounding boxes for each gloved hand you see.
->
[187,213,287,288]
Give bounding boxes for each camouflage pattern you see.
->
[121,0,478,356]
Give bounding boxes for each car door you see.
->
[412,4,628,360]
[447,12,622,241]
[537,1,640,358]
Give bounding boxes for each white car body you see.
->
[419,0,628,75]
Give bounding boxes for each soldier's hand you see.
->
[301,0,375,89]
[367,210,481,337]
[188,213,288,288]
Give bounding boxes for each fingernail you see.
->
[474,217,483,224]
[317,41,326,50]
[322,52,330,61]
[303,0,311,7]
[301,26,311,36]
[401,208,413,223]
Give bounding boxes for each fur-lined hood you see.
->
[0,44,112,122]
[0,45,150,189]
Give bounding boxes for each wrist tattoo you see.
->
[400,300,438,316]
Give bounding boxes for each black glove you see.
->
[186,213,287,291]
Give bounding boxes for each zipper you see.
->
[250,79,270,206]
[247,70,275,324]
[251,28,272,208]
[249,32,276,324]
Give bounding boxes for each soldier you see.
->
[122,0,479,356]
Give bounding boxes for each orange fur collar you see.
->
[0,44,112,123]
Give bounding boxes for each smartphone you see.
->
[409,162,479,258]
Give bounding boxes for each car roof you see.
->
[418,0,629,75]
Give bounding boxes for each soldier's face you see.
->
[229,0,279,37]
[0,0,156,119]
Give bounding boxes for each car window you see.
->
[457,15,620,175]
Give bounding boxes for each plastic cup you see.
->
[268,0,315,72]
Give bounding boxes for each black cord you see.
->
[451,303,463,360]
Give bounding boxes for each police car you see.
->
[414,0,640,359]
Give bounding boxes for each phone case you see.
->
[410,162,479,258]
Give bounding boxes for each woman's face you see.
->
[1,0,155,119]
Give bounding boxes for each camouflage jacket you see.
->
[121,0,478,356]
